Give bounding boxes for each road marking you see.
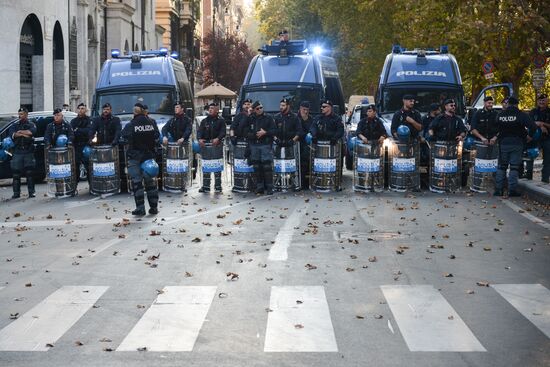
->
[492,284,550,338]
[500,199,550,230]
[0,286,108,351]
[264,286,338,352]
[117,286,217,352]
[381,285,486,352]
[269,204,308,261]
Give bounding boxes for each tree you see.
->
[201,31,255,92]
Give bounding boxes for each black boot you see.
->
[12,174,21,199]
[263,162,274,195]
[200,172,211,192]
[145,181,159,215]
[214,172,222,193]
[132,180,146,215]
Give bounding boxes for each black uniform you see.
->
[421,114,436,139]
[471,108,499,140]
[89,114,121,145]
[44,121,75,148]
[161,113,192,142]
[8,118,37,197]
[494,106,536,193]
[391,108,422,139]
[230,112,250,142]
[529,106,550,182]
[310,114,344,143]
[245,113,277,193]
[429,113,467,142]
[274,111,303,146]
[298,113,314,189]
[197,114,226,191]
[70,115,92,187]
[121,113,160,214]
[356,117,387,142]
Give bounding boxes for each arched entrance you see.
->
[52,21,64,109]
[20,14,44,111]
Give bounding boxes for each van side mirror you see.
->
[185,108,194,119]
[333,105,340,115]
[222,106,231,119]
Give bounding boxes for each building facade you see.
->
[0,0,163,114]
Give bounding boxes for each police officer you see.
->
[494,96,537,196]
[501,97,509,111]
[121,103,160,215]
[162,102,192,145]
[246,101,277,194]
[530,94,550,183]
[391,94,423,139]
[8,107,37,199]
[310,99,344,144]
[230,98,252,145]
[356,104,387,145]
[428,99,467,142]
[45,108,75,148]
[422,103,441,139]
[197,103,226,193]
[298,101,313,189]
[471,96,499,145]
[70,103,92,190]
[274,97,303,147]
[89,103,121,146]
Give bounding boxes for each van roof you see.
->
[96,56,177,90]
[382,53,461,85]
[246,54,319,85]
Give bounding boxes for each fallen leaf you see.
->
[99,337,112,342]
[9,313,19,319]
[443,273,454,277]
[75,341,84,346]
[466,290,475,294]
[226,272,239,281]
[294,324,304,329]
[476,281,490,287]
[191,237,201,243]
[374,314,383,319]
[137,346,147,352]
[149,230,161,236]
[356,315,365,319]
[45,343,54,348]
[305,263,317,270]
[368,256,377,262]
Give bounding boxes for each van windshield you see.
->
[382,88,464,115]
[96,89,175,116]
[244,89,321,114]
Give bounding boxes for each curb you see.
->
[517,179,550,204]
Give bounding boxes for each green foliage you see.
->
[254,0,550,105]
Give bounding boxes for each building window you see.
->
[69,17,78,90]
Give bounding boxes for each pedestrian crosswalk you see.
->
[0,284,548,353]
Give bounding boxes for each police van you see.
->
[93,48,194,126]
[238,40,345,115]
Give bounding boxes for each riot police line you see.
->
[1,95,543,212]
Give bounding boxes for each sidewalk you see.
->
[517,179,550,204]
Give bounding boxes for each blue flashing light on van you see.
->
[238,40,345,115]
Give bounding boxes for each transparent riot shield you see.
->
[389,140,420,192]
[230,139,255,193]
[199,142,225,187]
[310,140,342,192]
[429,141,462,193]
[353,142,384,192]
[46,146,76,198]
[162,142,192,193]
[469,141,498,193]
[89,145,121,196]
[273,142,301,192]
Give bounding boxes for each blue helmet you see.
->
[305,133,313,145]
[532,128,542,141]
[56,134,69,147]
[192,140,200,153]
[0,149,8,161]
[82,145,93,160]
[141,159,159,178]
[527,147,540,159]
[463,136,475,150]
[2,137,14,150]
[396,125,410,142]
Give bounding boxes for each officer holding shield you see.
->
[8,107,37,199]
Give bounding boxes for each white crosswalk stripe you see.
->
[0,286,108,351]
[264,286,338,352]
[117,286,217,352]
[381,285,486,352]
[492,284,550,338]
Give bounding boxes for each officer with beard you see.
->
[246,101,277,194]
[8,107,37,199]
[230,98,252,145]
[274,97,302,147]
[428,99,467,142]
[45,108,75,148]
[121,103,160,215]
[197,103,226,193]
[471,96,499,145]
[356,104,387,145]
[162,102,192,145]
[310,99,344,144]
[391,95,423,140]
[70,103,92,190]
[89,103,121,146]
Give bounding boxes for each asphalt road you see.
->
[0,173,549,367]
